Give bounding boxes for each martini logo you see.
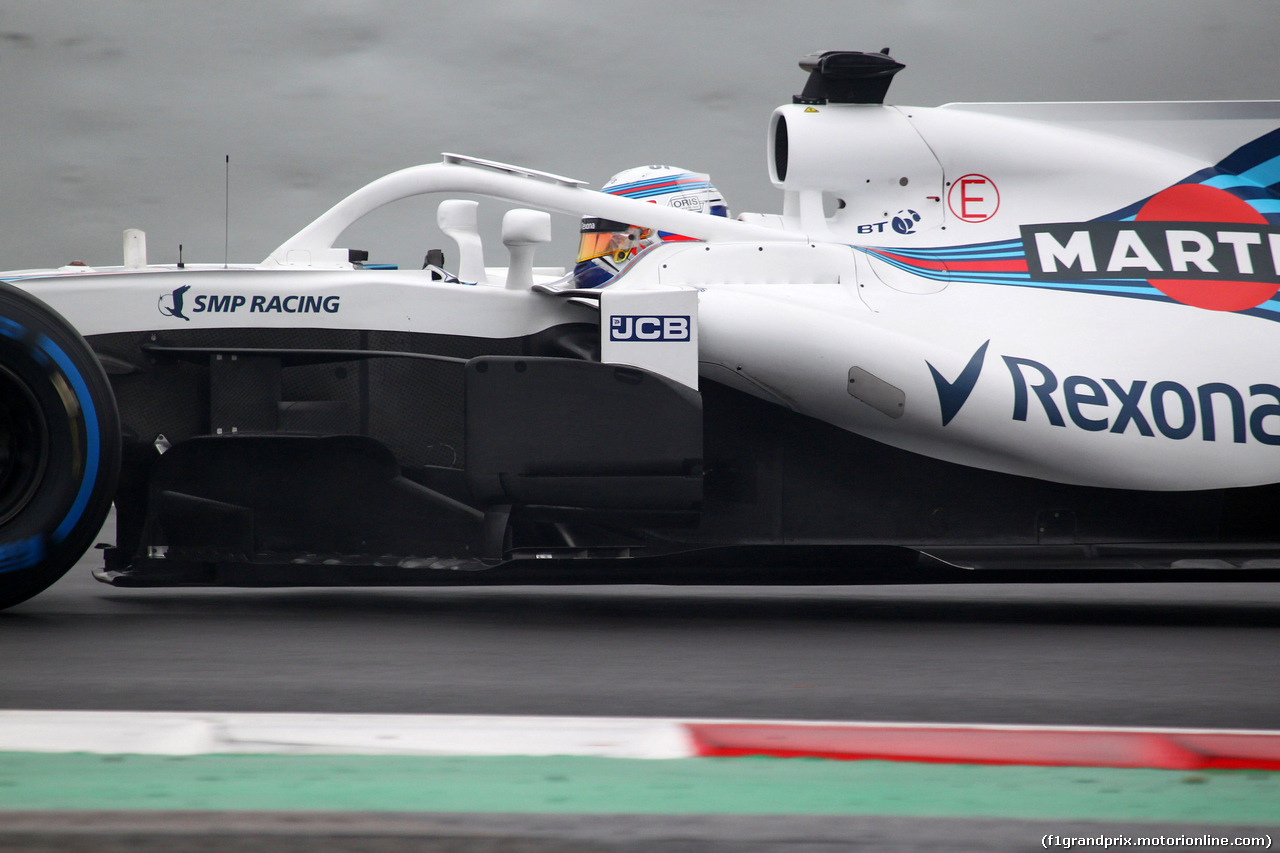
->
[1022,184,1280,312]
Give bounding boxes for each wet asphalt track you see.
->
[4,527,1280,850]
[2,529,1279,730]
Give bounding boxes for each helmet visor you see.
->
[577,218,653,264]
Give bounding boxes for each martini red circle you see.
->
[1135,183,1275,311]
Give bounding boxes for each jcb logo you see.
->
[609,315,691,341]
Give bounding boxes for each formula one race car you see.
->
[4,50,1280,609]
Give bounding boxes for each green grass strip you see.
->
[1,753,1277,822]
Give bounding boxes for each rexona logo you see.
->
[1022,184,1280,311]
[927,340,988,426]
[930,340,1280,445]
[609,315,691,341]
[157,287,341,318]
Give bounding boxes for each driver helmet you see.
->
[574,165,728,288]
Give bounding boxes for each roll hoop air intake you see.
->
[793,49,905,106]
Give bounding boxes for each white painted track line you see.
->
[0,711,695,758]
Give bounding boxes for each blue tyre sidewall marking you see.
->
[0,318,37,573]
[0,315,101,572]
[37,334,100,543]
[0,316,24,340]
[0,534,45,574]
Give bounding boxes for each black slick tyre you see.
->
[0,281,120,609]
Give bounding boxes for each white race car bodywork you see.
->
[4,50,1280,605]
[14,99,1280,491]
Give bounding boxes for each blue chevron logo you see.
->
[928,340,989,426]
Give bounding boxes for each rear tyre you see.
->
[0,281,120,609]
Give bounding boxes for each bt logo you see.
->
[857,209,921,235]
[892,209,921,235]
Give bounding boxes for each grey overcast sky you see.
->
[1,0,1277,272]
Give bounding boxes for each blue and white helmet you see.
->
[574,165,728,288]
